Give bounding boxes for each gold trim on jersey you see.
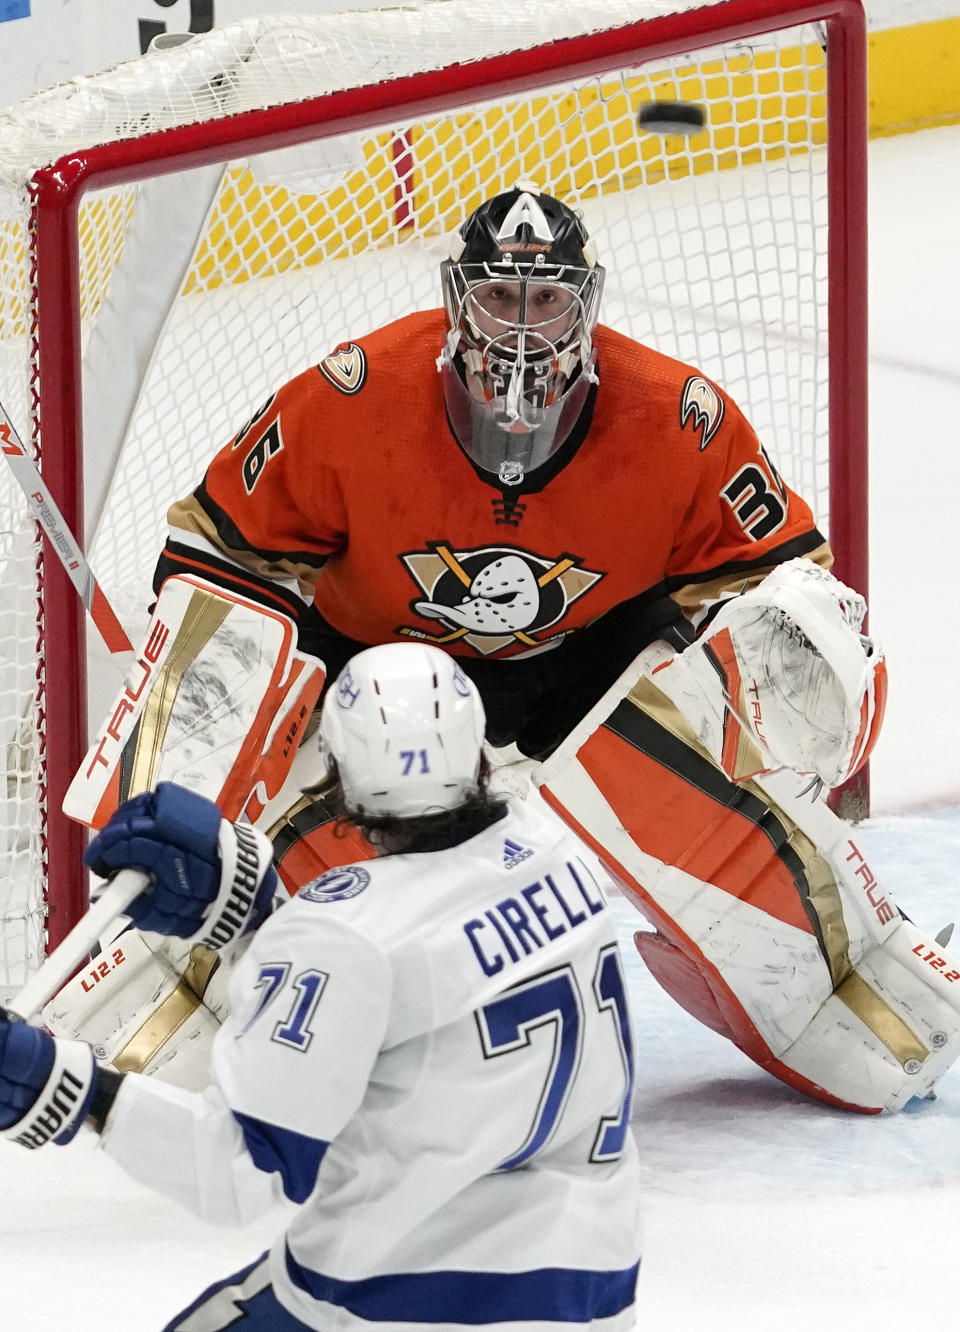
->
[168,494,324,601]
[669,542,833,621]
[112,946,220,1075]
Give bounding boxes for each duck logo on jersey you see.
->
[318,343,367,395]
[680,375,725,450]
[398,541,604,657]
[300,865,371,903]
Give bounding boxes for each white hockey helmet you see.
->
[319,643,486,818]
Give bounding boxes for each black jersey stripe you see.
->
[272,791,342,867]
[664,527,828,594]
[193,481,329,570]
[153,541,308,623]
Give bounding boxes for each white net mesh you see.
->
[0,178,45,991]
[0,2,842,985]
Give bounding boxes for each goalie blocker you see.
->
[64,573,325,829]
[49,576,318,1087]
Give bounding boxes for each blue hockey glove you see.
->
[0,1014,97,1148]
[84,782,278,950]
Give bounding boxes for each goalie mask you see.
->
[319,643,486,818]
[439,181,604,485]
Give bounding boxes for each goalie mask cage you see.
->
[0,0,867,990]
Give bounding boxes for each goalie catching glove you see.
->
[655,558,887,787]
[85,782,278,951]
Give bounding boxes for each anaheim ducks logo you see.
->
[318,343,367,395]
[680,375,724,450]
[398,542,603,657]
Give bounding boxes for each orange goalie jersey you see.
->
[161,309,829,677]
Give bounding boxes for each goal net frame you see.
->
[1,0,868,971]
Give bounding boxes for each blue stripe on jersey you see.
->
[285,1247,639,1323]
[233,1110,329,1203]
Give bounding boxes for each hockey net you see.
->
[0,0,867,991]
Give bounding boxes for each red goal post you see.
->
[0,0,868,988]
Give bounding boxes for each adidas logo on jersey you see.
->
[503,838,533,869]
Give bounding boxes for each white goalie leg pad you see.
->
[756,766,900,953]
[64,573,324,828]
[543,754,839,1047]
[780,916,960,1112]
[504,625,954,1112]
[42,930,224,1091]
[750,766,960,1110]
[547,754,960,1112]
[653,559,887,787]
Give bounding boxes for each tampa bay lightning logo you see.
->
[300,866,371,902]
[451,660,472,697]
[336,664,360,708]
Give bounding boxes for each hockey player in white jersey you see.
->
[0,642,641,1332]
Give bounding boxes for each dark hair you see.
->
[327,755,507,856]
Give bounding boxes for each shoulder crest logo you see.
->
[319,343,367,395]
[680,375,724,450]
[300,865,371,903]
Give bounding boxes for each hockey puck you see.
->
[636,100,707,135]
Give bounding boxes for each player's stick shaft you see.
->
[0,398,133,655]
[6,869,148,1021]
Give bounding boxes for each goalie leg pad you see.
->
[42,930,224,1091]
[539,677,960,1113]
[778,916,960,1112]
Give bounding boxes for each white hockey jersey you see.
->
[101,790,642,1331]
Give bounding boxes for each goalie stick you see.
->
[0,398,133,656]
[3,869,148,1022]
